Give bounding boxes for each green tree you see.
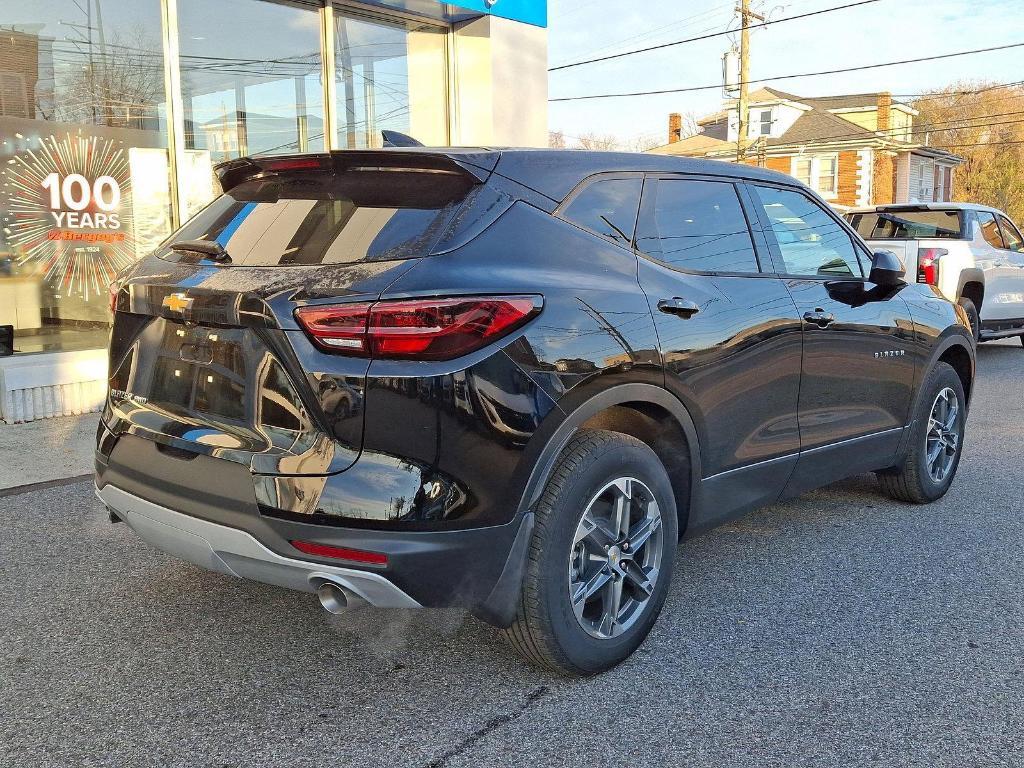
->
[914,82,1024,223]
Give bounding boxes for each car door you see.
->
[972,210,1024,322]
[634,174,804,530]
[743,182,919,495]
[991,213,1024,322]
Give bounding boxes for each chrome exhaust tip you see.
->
[315,580,367,614]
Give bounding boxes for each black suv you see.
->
[97,149,975,675]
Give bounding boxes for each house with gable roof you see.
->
[650,88,962,210]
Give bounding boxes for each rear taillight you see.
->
[917,248,947,286]
[295,296,541,360]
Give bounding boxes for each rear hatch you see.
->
[846,207,964,277]
[105,152,488,474]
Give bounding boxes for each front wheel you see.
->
[504,429,678,676]
[876,361,966,503]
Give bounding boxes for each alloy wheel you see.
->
[568,477,665,640]
[926,387,960,483]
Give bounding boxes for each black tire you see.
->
[876,362,966,503]
[958,297,980,343]
[504,429,678,676]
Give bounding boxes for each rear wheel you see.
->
[957,297,980,343]
[876,362,966,503]
[504,429,678,676]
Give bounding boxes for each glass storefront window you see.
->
[0,0,172,353]
[334,7,447,149]
[177,0,324,218]
[0,0,453,357]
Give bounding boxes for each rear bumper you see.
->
[96,484,420,608]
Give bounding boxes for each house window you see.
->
[817,156,838,195]
[794,157,812,186]
[792,154,839,198]
[750,108,773,136]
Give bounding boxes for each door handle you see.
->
[657,297,700,318]
[803,308,835,328]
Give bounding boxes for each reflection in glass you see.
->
[334,9,447,149]
[177,0,325,217]
[0,0,172,353]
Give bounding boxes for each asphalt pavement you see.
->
[1,340,1022,767]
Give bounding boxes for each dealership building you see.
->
[0,0,548,421]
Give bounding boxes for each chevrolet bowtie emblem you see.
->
[162,292,193,313]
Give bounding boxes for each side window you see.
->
[997,215,1023,252]
[977,211,1005,249]
[750,185,862,278]
[561,177,643,248]
[635,178,759,273]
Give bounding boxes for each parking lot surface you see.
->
[2,341,1022,768]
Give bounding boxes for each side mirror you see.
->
[869,249,906,286]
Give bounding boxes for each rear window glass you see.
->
[846,209,963,240]
[160,171,475,266]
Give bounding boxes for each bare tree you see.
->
[676,111,701,140]
[56,27,163,129]
[548,130,567,149]
[574,132,622,151]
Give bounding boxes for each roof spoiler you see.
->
[215,151,493,193]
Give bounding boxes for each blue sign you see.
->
[446,0,547,27]
[359,0,546,27]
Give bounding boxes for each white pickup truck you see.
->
[846,203,1024,345]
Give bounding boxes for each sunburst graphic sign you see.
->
[1,131,136,303]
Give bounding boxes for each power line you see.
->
[628,81,1024,153]
[895,80,1024,101]
[548,4,732,69]
[931,138,1024,150]
[777,110,1024,149]
[549,0,883,72]
[550,42,1024,101]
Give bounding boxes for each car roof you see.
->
[847,202,1007,216]
[480,148,797,201]
[240,147,800,203]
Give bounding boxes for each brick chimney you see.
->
[668,112,682,144]
[877,91,892,133]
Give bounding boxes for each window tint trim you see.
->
[744,181,867,281]
[554,172,645,250]
[636,174,768,277]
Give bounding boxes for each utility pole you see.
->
[735,0,763,162]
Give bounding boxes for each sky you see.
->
[546,0,1024,148]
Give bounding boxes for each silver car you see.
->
[846,203,1024,345]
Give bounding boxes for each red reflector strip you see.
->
[291,540,388,566]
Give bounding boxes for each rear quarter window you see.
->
[847,209,963,240]
[159,171,475,266]
[560,176,643,248]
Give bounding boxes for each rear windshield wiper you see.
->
[170,239,232,263]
